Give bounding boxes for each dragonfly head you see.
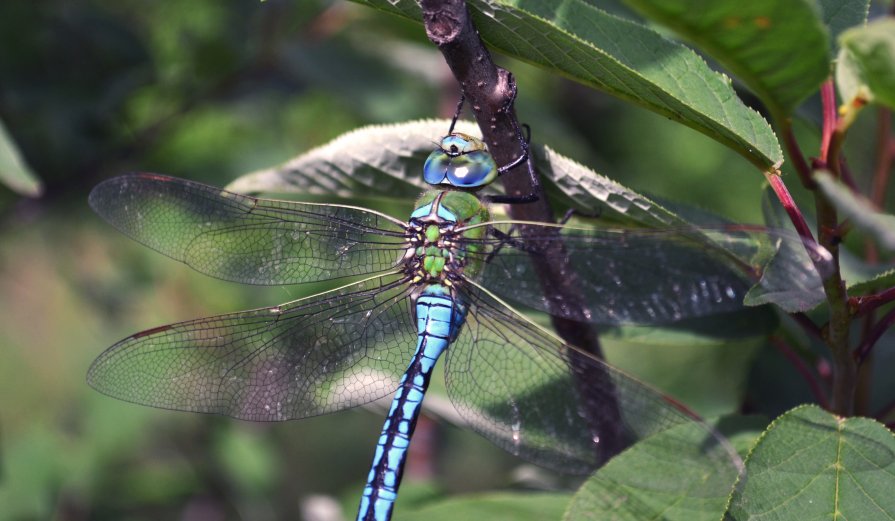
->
[423,133,498,189]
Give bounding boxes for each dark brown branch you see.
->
[420,0,628,460]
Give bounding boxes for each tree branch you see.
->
[420,0,628,460]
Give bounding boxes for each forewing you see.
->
[87,275,416,421]
[445,282,739,475]
[465,222,825,324]
[89,174,408,285]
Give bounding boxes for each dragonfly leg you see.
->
[482,225,532,265]
[484,121,541,205]
[559,206,603,225]
[482,204,602,264]
[447,93,466,136]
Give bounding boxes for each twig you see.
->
[770,336,829,409]
[780,119,815,189]
[855,306,895,363]
[764,172,817,245]
[837,155,860,193]
[419,0,627,460]
[876,397,895,424]
[864,110,893,264]
[851,287,895,317]
[775,78,853,415]
[872,109,893,209]
[819,80,836,163]
[792,312,824,341]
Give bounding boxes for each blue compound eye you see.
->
[423,149,450,184]
[445,150,497,188]
[423,133,499,188]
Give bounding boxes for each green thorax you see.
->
[414,190,488,225]
[407,190,489,284]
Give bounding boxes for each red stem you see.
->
[764,172,817,244]
[838,156,861,192]
[855,306,895,363]
[851,287,895,317]
[770,336,829,409]
[792,312,824,340]
[871,109,893,208]
[820,80,836,162]
[781,121,816,189]
[877,398,895,423]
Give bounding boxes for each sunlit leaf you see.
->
[349,0,781,169]
[228,119,686,227]
[726,405,895,520]
[836,18,895,109]
[566,416,761,520]
[623,0,829,117]
[392,492,571,521]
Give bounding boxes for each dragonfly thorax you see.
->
[403,220,466,286]
[403,190,489,286]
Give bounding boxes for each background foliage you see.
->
[0,1,893,520]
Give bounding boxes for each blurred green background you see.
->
[0,1,888,520]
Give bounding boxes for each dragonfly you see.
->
[88,121,825,521]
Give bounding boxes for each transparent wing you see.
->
[463,221,827,325]
[89,174,408,285]
[445,282,741,476]
[87,274,416,421]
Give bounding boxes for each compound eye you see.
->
[423,149,450,185]
[445,150,498,188]
[424,132,497,187]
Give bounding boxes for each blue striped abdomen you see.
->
[356,285,467,521]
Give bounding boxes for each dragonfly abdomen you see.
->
[357,285,466,521]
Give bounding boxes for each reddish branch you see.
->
[771,337,829,408]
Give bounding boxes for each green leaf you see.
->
[623,0,829,117]
[815,171,895,251]
[233,119,827,314]
[349,0,781,169]
[848,268,895,297]
[565,416,761,521]
[603,308,773,418]
[817,0,870,53]
[227,120,430,199]
[837,18,895,109]
[228,119,686,228]
[754,185,833,313]
[742,234,829,313]
[726,405,895,520]
[392,492,571,521]
[0,118,42,197]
